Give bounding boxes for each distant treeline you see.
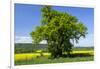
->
[15,43,48,53]
[15,43,94,54]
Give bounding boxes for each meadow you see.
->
[14,43,94,65]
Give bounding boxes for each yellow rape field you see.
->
[15,50,94,61]
[72,50,94,55]
[15,53,51,61]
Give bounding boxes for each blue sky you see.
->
[15,3,94,47]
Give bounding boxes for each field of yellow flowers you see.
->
[15,50,94,61]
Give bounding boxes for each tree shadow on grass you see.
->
[62,53,93,58]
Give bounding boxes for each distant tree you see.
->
[30,6,87,58]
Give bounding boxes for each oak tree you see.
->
[30,6,87,58]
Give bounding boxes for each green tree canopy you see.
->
[30,6,87,58]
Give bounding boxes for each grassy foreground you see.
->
[15,56,93,65]
[14,50,94,65]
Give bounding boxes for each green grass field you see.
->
[15,56,93,65]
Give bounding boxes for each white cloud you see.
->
[40,40,47,44]
[15,36,47,44]
[15,36,32,43]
